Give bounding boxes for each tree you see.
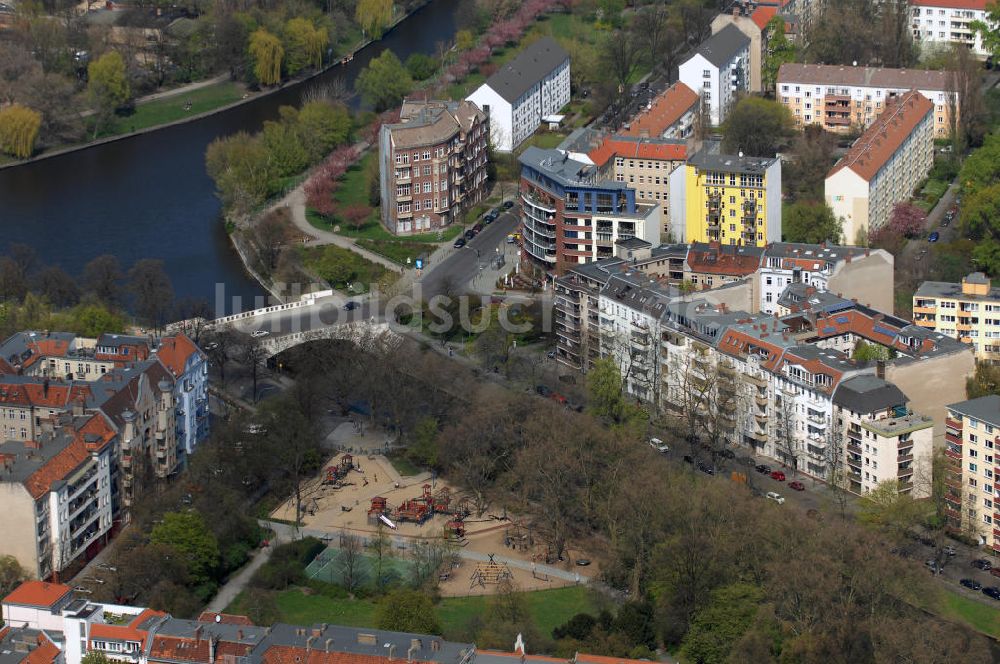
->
[87,51,130,138]
[858,479,928,537]
[587,356,627,422]
[886,202,928,238]
[971,1,1000,62]
[296,100,351,162]
[83,254,123,305]
[243,334,269,404]
[81,653,111,664]
[0,555,27,599]
[405,53,438,81]
[0,104,41,159]
[342,203,370,231]
[284,18,328,75]
[375,589,441,633]
[367,521,393,590]
[357,0,394,38]
[959,132,1000,195]
[36,266,80,307]
[205,132,275,216]
[128,259,175,331]
[355,50,413,111]
[603,32,640,98]
[680,584,765,664]
[721,97,794,157]
[784,126,837,203]
[18,71,83,149]
[149,511,220,585]
[261,114,309,177]
[782,202,842,244]
[250,29,284,86]
[336,530,366,592]
[762,17,796,93]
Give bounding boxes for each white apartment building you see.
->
[466,37,570,152]
[945,395,1000,549]
[825,90,935,242]
[911,0,994,59]
[678,24,751,126]
[777,62,957,137]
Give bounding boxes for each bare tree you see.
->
[337,529,365,592]
[773,388,800,474]
[243,334,269,404]
[367,521,392,591]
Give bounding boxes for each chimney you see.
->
[43,379,49,397]
[388,645,397,661]
[209,637,218,664]
[876,360,885,379]
[306,637,316,652]
[195,626,203,643]
[237,630,243,641]
[324,640,334,653]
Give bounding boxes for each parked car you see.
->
[464,229,476,239]
[755,464,771,474]
[506,234,517,244]
[973,559,993,571]
[73,586,92,594]
[550,392,568,405]
[250,329,269,338]
[770,470,786,481]
[535,385,552,397]
[719,449,735,459]
[766,491,785,505]
[960,578,982,591]
[789,481,805,491]
[454,237,466,248]
[989,567,1000,579]
[683,455,694,464]
[472,223,484,234]
[928,231,940,242]
[204,342,219,351]
[502,200,514,209]
[649,438,670,453]
[697,463,715,475]
[343,301,359,311]
[943,545,957,556]
[984,586,1000,600]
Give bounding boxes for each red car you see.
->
[789,481,805,491]
[770,470,786,481]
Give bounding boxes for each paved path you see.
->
[136,73,232,106]
[203,524,292,613]
[456,550,591,584]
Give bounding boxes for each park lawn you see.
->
[300,245,388,294]
[357,238,434,266]
[106,81,244,136]
[230,588,379,628]
[935,588,1000,639]
[437,586,597,638]
[385,452,422,477]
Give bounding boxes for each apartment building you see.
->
[678,24,751,126]
[378,99,489,236]
[945,395,1000,548]
[621,82,700,140]
[0,411,117,580]
[554,254,967,492]
[668,146,781,247]
[518,146,660,269]
[825,90,935,242]
[711,4,785,93]
[777,62,956,137]
[154,335,209,460]
[911,0,994,59]
[914,271,1000,363]
[760,243,895,314]
[587,135,687,237]
[685,241,764,293]
[466,37,570,152]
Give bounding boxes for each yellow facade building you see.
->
[667,148,781,246]
[914,272,1000,364]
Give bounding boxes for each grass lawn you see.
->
[916,177,950,212]
[935,588,1000,638]
[300,245,388,293]
[357,238,435,265]
[384,452,422,477]
[104,81,244,136]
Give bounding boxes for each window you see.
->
[703,69,711,79]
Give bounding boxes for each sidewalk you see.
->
[467,242,518,295]
[203,524,292,613]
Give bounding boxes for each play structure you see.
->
[323,454,355,484]
[469,553,514,588]
[368,484,472,532]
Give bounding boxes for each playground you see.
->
[270,449,600,597]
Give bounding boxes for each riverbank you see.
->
[0,1,431,173]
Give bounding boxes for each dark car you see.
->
[483,214,494,224]
[535,385,552,397]
[928,231,940,242]
[984,586,1000,600]
[454,237,466,248]
[683,455,694,464]
[472,223,484,234]
[719,449,735,459]
[789,481,805,491]
[755,464,771,474]
[973,559,993,571]
[502,200,514,209]
[464,229,476,239]
[961,578,982,591]
[343,301,359,311]
[698,463,715,476]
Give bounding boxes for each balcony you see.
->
[912,305,937,315]
[521,191,556,214]
[847,442,862,455]
[824,114,851,126]
[745,373,767,387]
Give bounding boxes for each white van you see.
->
[766,492,785,505]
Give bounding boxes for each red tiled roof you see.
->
[2,581,71,608]
[149,635,254,663]
[622,82,699,138]
[23,414,116,499]
[261,646,446,664]
[24,633,60,664]
[196,612,254,626]
[576,655,654,664]
[587,137,686,167]
[90,609,166,647]
[687,244,762,277]
[477,651,564,664]
[0,382,71,408]
[827,91,933,182]
[910,0,986,9]
[157,335,200,378]
[750,6,778,30]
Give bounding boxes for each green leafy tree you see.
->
[296,100,351,162]
[0,104,41,159]
[782,202,842,244]
[587,356,626,422]
[150,511,220,585]
[356,0,394,39]
[250,29,284,86]
[284,18,328,75]
[971,2,1000,61]
[762,17,796,92]
[405,53,438,81]
[262,114,309,177]
[0,554,27,599]
[81,653,111,664]
[407,416,439,468]
[959,132,1000,195]
[721,97,794,157]
[205,132,276,216]
[87,51,130,138]
[455,29,475,51]
[858,479,928,536]
[680,584,765,664]
[355,50,413,111]
[375,589,441,633]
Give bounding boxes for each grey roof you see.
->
[764,242,872,264]
[777,283,852,313]
[519,146,626,190]
[616,237,651,249]
[0,627,63,664]
[948,395,1000,425]
[260,624,473,664]
[0,414,91,488]
[833,375,908,413]
[480,36,569,104]
[693,24,750,68]
[0,331,77,369]
[687,148,776,174]
[153,617,267,644]
[915,278,1000,301]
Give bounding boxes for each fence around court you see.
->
[304,543,419,588]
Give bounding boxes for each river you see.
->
[0,0,460,315]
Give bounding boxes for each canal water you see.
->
[0,0,460,313]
